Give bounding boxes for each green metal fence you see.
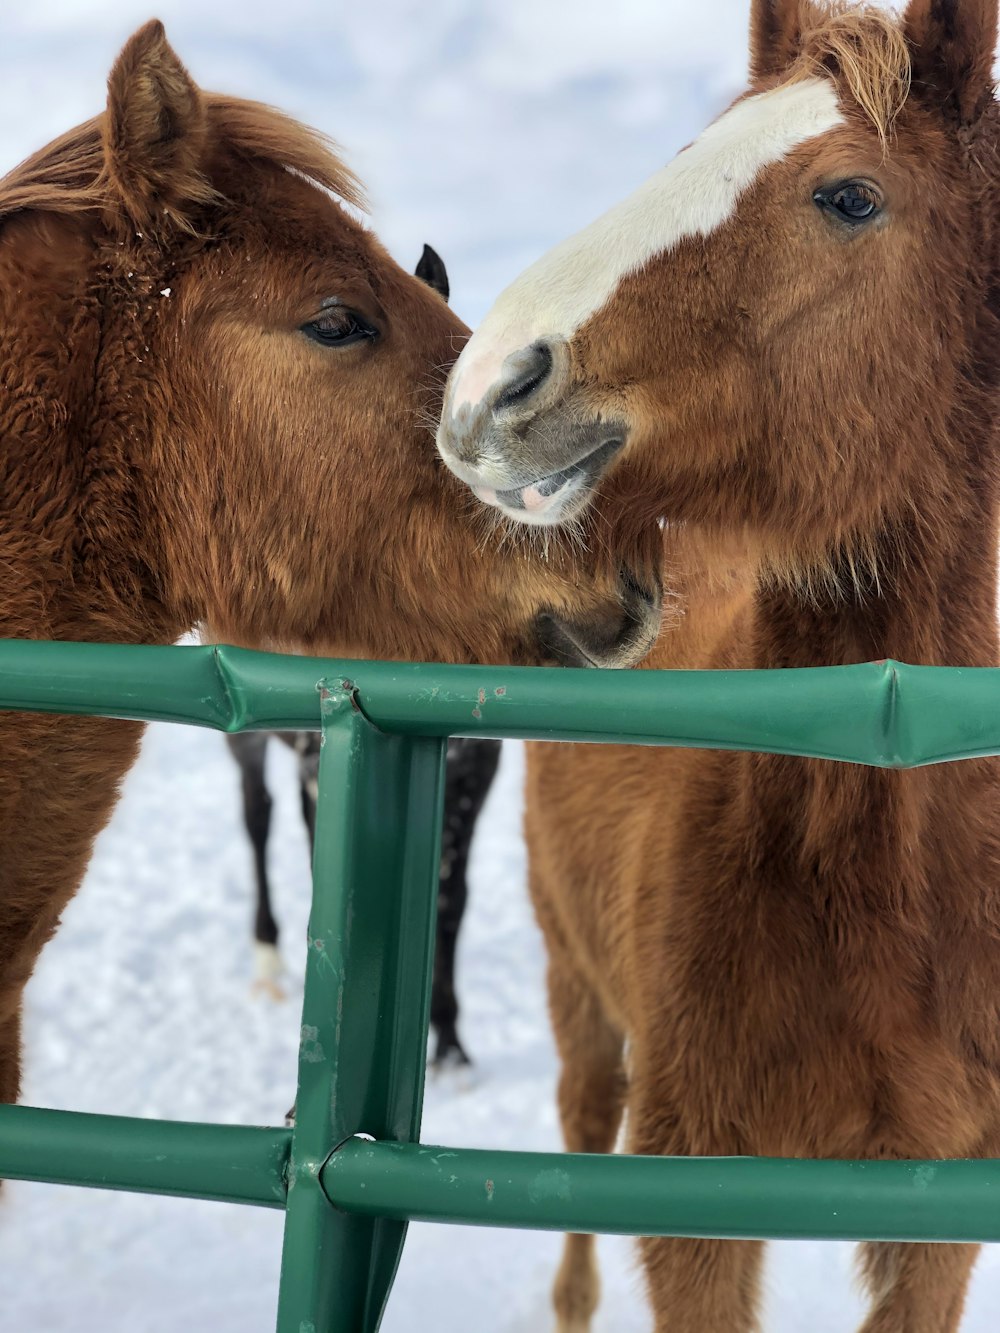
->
[1,640,1000,1330]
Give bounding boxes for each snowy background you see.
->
[1,0,751,326]
[4,2,1000,1330]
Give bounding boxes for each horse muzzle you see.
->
[534,565,662,670]
[437,336,627,528]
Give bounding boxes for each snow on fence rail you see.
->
[1,641,1000,1332]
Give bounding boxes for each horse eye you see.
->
[814,182,881,225]
[301,312,377,348]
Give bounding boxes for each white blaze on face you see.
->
[445,78,845,421]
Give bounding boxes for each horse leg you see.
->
[1,912,61,1109]
[627,1083,765,1332]
[245,777,277,946]
[544,945,626,1333]
[294,731,319,849]
[0,1002,22,1105]
[299,773,316,847]
[430,738,501,1067]
[228,734,282,993]
[633,1234,764,1333]
[856,1241,979,1332]
[429,877,465,1066]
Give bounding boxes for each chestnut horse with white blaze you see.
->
[439,1,1000,1329]
[0,23,663,1115]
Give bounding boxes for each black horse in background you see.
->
[226,731,501,1068]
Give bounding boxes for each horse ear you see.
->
[749,0,803,81]
[904,0,998,124]
[102,19,212,230]
[415,243,450,302]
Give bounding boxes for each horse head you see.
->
[0,20,662,669]
[437,0,1000,590]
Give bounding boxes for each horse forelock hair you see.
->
[0,94,367,225]
[787,3,912,152]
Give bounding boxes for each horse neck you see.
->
[0,219,184,647]
[735,414,1000,924]
[645,526,756,671]
[0,410,185,646]
[751,466,1000,672]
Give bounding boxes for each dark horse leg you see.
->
[431,737,502,1068]
[225,732,283,992]
[230,732,501,1071]
[288,731,319,849]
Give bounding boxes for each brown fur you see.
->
[0,23,661,1110]
[521,1,1000,1329]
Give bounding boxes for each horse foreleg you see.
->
[244,779,277,952]
[0,907,62,1108]
[544,943,626,1333]
[430,738,501,1067]
[856,1241,978,1332]
[0,1001,21,1106]
[0,918,81,1121]
[228,734,282,993]
[298,767,317,848]
[631,1233,764,1333]
[429,890,465,1066]
[627,1079,764,1333]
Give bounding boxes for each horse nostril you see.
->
[492,341,553,414]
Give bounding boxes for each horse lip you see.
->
[494,436,626,511]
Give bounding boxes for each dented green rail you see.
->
[2,640,1000,1332]
[1,639,1000,765]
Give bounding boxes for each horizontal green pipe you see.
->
[0,641,999,766]
[321,1139,1000,1243]
[0,1104,290,1209]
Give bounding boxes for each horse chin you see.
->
[534,566,662,670]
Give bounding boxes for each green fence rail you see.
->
[2,641,1000,1330]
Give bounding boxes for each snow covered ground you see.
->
[4,2,1000,1329]
[4,731,1000,1332]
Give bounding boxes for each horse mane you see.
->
[0,94,366,224]
[790,2,912,152]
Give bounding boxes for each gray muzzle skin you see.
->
[438,336,627,528]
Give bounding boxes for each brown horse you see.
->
[0,22,663,1114]
[438,0,1000,1329]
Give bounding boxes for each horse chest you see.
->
[634,879,1000,1157]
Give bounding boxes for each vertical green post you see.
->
[275,679,447,1333]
